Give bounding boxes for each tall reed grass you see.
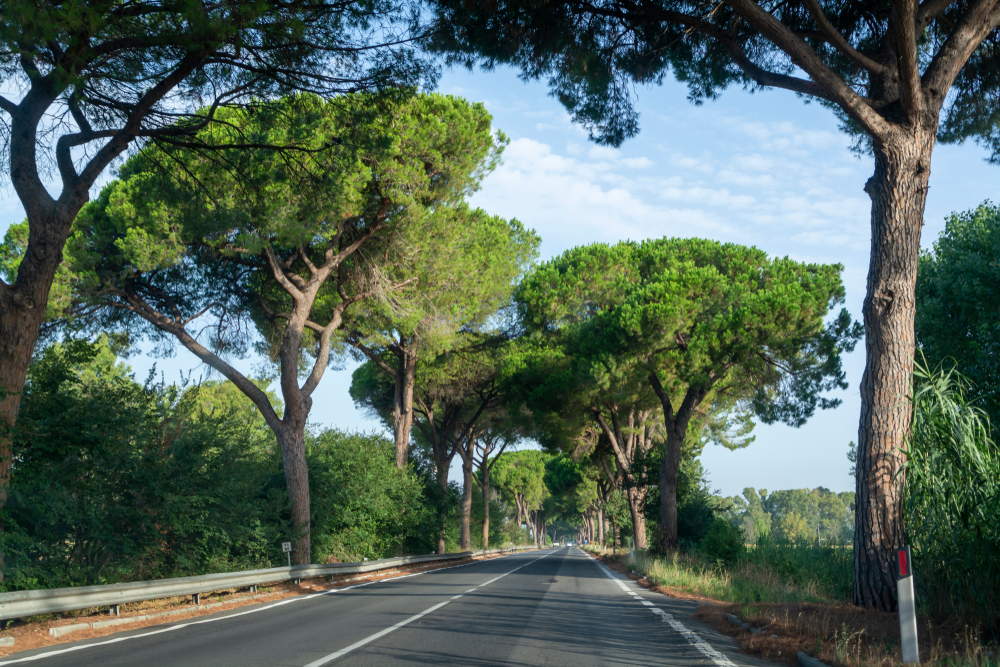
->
[906,362,1000,636]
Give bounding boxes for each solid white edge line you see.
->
[300,548,560,667]
[0,549,554,666]
[591,557,738,667]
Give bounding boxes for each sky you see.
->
[1,65,997,497]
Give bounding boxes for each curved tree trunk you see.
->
[276,426,312,565]
[0,206,76,582]
[854,130,934,611]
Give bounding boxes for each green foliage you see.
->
[516,237,857,441]
[916,203,1000,435]
[905,362,1000,634]
[596,539,853,605]
[720,487,854,545]
[307,430,432,563]
[347,205,539,359]
[700,519,745,565]
[2,338,286,591]
[493,449,549,514]
[0,337,447,590]
[428,0,1000,162]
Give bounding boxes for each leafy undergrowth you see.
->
[583,545,997,667]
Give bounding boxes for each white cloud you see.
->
[471,112,871,266]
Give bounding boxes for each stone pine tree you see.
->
[428,0,1000,610]
[345,205,538,469]
[516,238,859,552]
[55,93,497,564]
[0,3,426,578]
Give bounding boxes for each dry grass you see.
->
[697,601,997,667]
[584,545,998,667]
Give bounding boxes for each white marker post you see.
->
[282,541,293,568]
[896,546,919,664]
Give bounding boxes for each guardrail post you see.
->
[249,585,258,594]
[897,546,919,664]
[192,593,200,605]
[109,604,120,617]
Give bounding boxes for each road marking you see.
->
[592,559,738,667]
[0,550,550,666]
[302,549,560,666]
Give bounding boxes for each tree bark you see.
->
[481,466,490,548]
[650,376,708,553]
[658,428,684,552]
[460,452,474,551]
[392,349,417,469]
[854,130,934,611]
[626,486,648,549]
[597,508,605,544]
[436,463,450,554]
[275,426,312,565]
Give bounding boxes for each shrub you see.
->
[700,518,745,564]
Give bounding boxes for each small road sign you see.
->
[282,541,292,567]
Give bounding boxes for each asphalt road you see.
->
[0,547,779,667]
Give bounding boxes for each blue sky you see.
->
[1,65,996,497]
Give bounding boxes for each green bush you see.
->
[0,339,449,591]
[700,518,745,564]
[308,430,433,563]
[2,339,287,591]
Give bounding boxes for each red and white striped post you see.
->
[897,546,919,664]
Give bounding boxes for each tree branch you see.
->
[892,0,924,117]
[722,0,894,137]
[592,409,631,475]
[264,245,305,300]
[802,0,886,73]
[118,289,283,431]
[918,0,958,28]
[922,0,1000,100]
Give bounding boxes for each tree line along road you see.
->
[0,548,780,667]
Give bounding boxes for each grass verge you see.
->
[583,545,997,667]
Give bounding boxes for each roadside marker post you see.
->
[282,541,292,568]
[896,546,919,664]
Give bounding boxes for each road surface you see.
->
[0,547,778,667]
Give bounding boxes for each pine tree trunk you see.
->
[854,130,934,611]
[597,508,604,544]
[460,454,473,551]
[436,463,449,554]
[393,351,417,469]
[481,468,490,548]
[627,487,648,549]
[658,427,684,551]
[275,426,312,565]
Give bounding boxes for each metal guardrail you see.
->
[0,545,539,622]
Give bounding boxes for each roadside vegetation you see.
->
[1,13,999,661]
